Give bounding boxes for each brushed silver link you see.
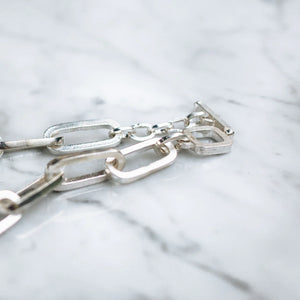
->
[44,119,123,154]
[0,137,63,152]
[46,149,126,191]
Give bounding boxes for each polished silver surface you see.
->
[0,190,21,215]
[156,132,191,151]
[105,138,178,184]
[129,123,156,142]
[43,119,123,154]
[46,149,126,191]
[152,122,173,135]
[17,173,64,208]
[109,126,135,139]
[0,172,63,235]
[184,125,233,155]
[0,214,22,235]
[0,136,63,152]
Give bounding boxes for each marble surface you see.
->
[0,0,300,299]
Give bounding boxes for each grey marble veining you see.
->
[0,0,300,299]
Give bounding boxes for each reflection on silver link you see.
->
[0,173,64,214]
[44,119,123,154]
[105,138,177,184]
[0,137,63,152]
[109,126,135,139]
[0,215,22,236]
[0,172,63,235]
[152,122,173,135]
[0,135,63,158]
[45,149,126,191]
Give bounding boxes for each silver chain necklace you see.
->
[0,101,234,235]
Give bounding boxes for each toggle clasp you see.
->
[189,101,235,136]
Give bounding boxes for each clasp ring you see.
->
[129,123,156,142]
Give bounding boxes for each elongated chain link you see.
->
[0,101,234,235]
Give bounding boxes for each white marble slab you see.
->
[0,0,299,299]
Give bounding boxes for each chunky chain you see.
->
[0,101,234,235]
